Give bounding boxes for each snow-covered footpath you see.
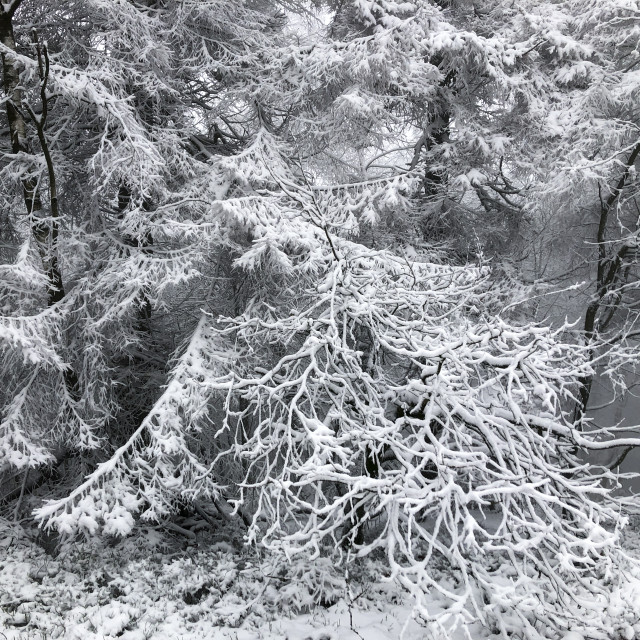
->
[2,516,640,640]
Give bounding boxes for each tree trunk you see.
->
[573,144,640,424]
[0,7,65,307]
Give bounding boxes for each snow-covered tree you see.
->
[476,0,640,423]
[2,1,640,639]
[30,114,638,640]
[0,0,292,496]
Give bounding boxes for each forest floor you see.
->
[1,515,640,640]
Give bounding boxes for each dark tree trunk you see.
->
[0,8,65,307]
[573,143,640,425]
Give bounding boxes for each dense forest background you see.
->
[2,1,640,638]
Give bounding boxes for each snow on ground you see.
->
[0,517,441,640]
[2,516,640,640]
